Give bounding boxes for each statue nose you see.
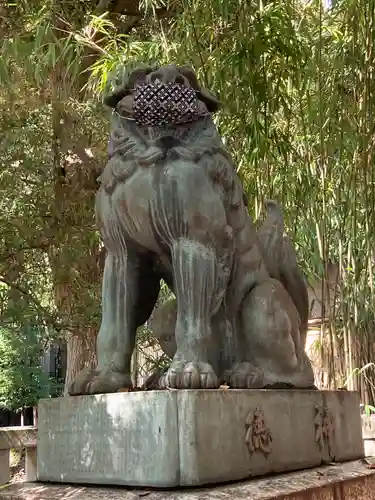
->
[146,65,189,86]
[157,136,179,150]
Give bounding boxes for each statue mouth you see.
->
[133,117,208,151]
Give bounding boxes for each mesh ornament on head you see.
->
[132,79,207,127]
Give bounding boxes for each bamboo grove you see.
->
[0,0,375,404]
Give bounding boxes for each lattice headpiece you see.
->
[132,79,207,127]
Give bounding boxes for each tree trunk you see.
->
[64,329,98,394]
[50,96,102,395]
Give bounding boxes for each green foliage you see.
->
[1,0,375,402]
[135,280,174,380]
[365,405,375,417]
[0,325,56,411]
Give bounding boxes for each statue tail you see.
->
[256,200,284,280]
[257,200,309,346]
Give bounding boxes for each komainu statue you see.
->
[69,64,315,395]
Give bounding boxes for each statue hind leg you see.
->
[226,279,315,389]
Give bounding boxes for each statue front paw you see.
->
[164,361,219,389]
[224,362,264,389]
[68,367,133,395]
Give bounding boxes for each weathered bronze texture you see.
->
[68,64,314,396]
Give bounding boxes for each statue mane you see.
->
[100,64,233,195]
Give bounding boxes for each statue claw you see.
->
[165,361,219,389]
[68,368,132,396]
[224,362,265,389]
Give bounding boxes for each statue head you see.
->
[104,64,221,127]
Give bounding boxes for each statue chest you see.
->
[98,163,161,252]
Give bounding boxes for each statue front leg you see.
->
[164,238,222,389]
[69,249,160,395]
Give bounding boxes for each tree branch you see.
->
[0,277,62,332]
[77,0,178,90]
[95,0,173,17]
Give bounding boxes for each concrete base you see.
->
[0,427,37,485]
[37,390,364,487]
[2,461,375,499]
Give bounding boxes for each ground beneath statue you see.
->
[0,461,375,500]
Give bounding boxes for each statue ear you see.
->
[177,65,201,89]
[104,84,129,109]
[178,65,221,113]
[116,95,133,116]
[197,88,221,113]
[104,66,156,109]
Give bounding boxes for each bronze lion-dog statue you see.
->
[69,64,314,395]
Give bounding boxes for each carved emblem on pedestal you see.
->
[314,405,335,452]
[245,407,272,456]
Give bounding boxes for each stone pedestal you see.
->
[0,426,37,485]
[37,390,364,488]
